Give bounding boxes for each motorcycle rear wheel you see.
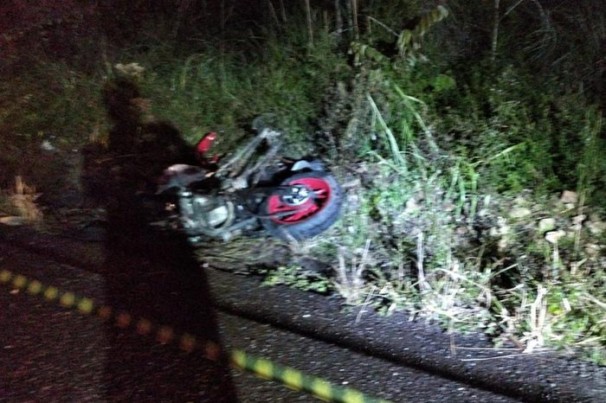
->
[260,171,343,241]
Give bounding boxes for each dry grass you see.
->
[0,176,43,227]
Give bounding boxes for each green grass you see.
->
[125,31,350,150]
[324,100,606,363]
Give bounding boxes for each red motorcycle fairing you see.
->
[196,132,217,154]
[196,132,221,165]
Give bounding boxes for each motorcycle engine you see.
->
[179,193,235,238]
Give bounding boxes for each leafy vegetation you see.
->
[1,0,605,364]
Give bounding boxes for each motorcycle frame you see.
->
[175,127,317,241]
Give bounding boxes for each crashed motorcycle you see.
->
[156,121,343,243]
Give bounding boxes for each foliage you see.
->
[262,265,331,294]
[1,0,605,365]
[0,62,104,189]
[299,1,606,363]
[117,29,350,153]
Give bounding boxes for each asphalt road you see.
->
[1,227,605,402]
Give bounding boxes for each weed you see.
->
[0,176,43,227]
[263,265,331,294]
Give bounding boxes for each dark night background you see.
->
[1,0,605,374]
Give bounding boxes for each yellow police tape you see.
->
[0,268,390,403]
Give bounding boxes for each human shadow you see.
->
[83,76,238,401]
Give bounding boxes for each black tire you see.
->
[260,171,343,241]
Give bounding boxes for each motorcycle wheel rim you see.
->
[267,177,332,224]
